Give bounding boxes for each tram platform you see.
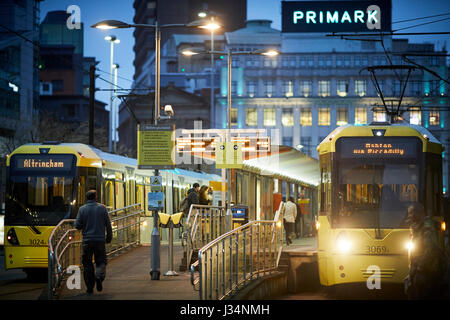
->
[57,237,318,300]
[59,242,198,300]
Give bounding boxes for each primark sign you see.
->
[282,0,391,33]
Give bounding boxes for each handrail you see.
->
[48,203,144,299]
[191,202,284,300]
[184,204,230,270]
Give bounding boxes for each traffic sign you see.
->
[215,142,243,169]
[151,175,163,192]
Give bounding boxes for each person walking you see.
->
[284,197,297,245]
[75,190,112,295]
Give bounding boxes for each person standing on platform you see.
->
[284,197,297,245]
[75,190,112,295]
[199,185,212,205]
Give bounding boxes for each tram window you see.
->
[336,163,419,228]
[105,180,114,210]
[6,176,74,225]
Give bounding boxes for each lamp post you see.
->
[112,63,120,152]
[104,35,120,153]
[182,48,279,212]
[93,18,218,280]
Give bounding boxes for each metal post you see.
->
[164,225,178,276]
[227,50,232,212]
[89,65,95,145]
[210,28,214,127]
[109,40,114,153]
[113,64,119,153]
[150,22,161,280]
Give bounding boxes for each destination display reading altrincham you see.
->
[337,137,420,159]
[282,0,392,33]
[11,154,76,171]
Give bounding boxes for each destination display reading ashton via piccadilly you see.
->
[337,137,419,159]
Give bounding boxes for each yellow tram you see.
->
[3,142,217,274]
[316,123,445,287]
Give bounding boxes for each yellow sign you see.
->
[215,142,243,169]
[137,125,175,169]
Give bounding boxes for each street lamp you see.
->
[93,17,219,281]
[197,15,221,129]
[104,35,120,153]
[112,63,120,152]
[181,47,279,211]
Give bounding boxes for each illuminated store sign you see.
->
[282,1,391,33]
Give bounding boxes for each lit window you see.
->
[282,80,293,97]
[373,109,387,122]
[264,108,276,126]
[409,108,421,125]
[231,108,238,126]
[282,109,293,127]
[264,80,274,97]
[246,108,257,126]
[355,107,367,124]
[299,80,312,97]
[355,80,367,97]
[247,80,256,97]
[318,81,330,97]
[300,108,312,126]
[318,108,330,126]
[429,108,440,126]
[337,80,349,97]
[337,108,348,126]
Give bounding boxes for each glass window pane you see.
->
[300,80,312,97]
[355,107,367,124]
[337,80,349,97]
[337,108,348,126]
[282,109,293,126]
[409,107,421,125]
[246,108,257,126]
[318,81,330,97]
[318,108,330,126]
[264,108,276,126]
[300,108,312,126]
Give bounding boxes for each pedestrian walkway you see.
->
[283,236,318,253]
[59,243,198,300]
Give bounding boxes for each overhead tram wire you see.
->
[392,16,450,33]
[392,12,450,25]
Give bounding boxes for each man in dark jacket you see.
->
[75,190,112,294]
[186,183,200,209]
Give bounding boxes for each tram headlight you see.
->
[336,232,352,253]
[6,228,20,246]
[406,240,414,252]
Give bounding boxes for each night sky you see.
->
[39,0,450,107]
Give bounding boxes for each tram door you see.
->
[115,172,125,209]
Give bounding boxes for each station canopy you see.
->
[192,145,320,188]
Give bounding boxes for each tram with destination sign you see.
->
[316,123,446,287]
[3,142,218,275]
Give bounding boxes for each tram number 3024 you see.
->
[366,246,388,254]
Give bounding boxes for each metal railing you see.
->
[48,203,144,298]
[184,204,230,269]
[191,203,284,300]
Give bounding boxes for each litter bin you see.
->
[231,205,248,229]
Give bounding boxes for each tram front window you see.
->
[335,162,419,229]
[6,154,76,226]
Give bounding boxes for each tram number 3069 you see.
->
[366,246,389,254]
